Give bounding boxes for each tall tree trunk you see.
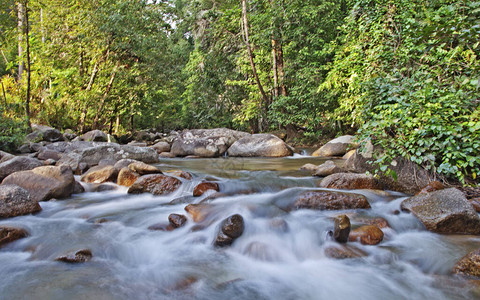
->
[17,2,25,82]
[272,38,278,98]
[241,0,269,122]
[93,62,119,129]
[276,41,286,96]
[79,61,100,132]
[24,0,31,128]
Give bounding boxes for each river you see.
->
[1,155,479,299]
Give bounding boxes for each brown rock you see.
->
[184,204,212,222]
[113,159,139,171]
[168,170,193,180]
[453,248,480,278]
[294,191,371,211]
[299,163,318,173]
[117,168,140,187]
[349,225,384,245]
[56,249,92,263]
[471,198,480,213]
[80,165,118,184]
[193,182,220,197]
[159,152,175,158]
[401,188,480,235]
[2,165,75,202]
[0,184,41,218]
[128,162,162,175]
[214,214,245,247]
[353,216,390,229]
[334,215,351,243]
[0,226,28,247]
[37,149,62,161]
[416,181,445,195]
[314,160,343,177]
[148,223,174,231]
[152,141,171,153]
[127,174,182,195]
[168,213,187,228]
[324,245,367,259]
[73,181,85,194]
[320,173,382,190]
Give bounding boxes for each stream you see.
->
[1,155,480,299]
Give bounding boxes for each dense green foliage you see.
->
[0,0,479,183]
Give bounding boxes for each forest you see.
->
[0,0,479,184]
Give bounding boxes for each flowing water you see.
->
[1,155,480,300]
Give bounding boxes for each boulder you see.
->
[0,156,43,181]
[344,149,432,194]
[0,226,28,247]
[168,213,188,228]
[401,188,480,234]
[2,166,75,202]
[416,181,445,195]
[81,130,108,142]
[80,165,118,184]
[299,163,318,173]
[184,204,212,223]
[320,173,382,190]
[159,152,175,158]
[152,141,171,153]
[193,182,220,197]
[348,225,384,245]
[352,216,390,229]
[453,248,480,278]
[37,149,62,161]
[127,174,182,195]
[167,170,193,180]
[215,214,245,247]
[0,150,14,163]
[293,191,371,211]
[314,160,343,177]
[227,134,293,157]
[56,144,159,173]
[113,159,140,171]
[117,168,140,187]
[63,129,77,141]
[334,215,351,243]
[0,184,41,218]
[26,125,64,143]
[128,162,162,175]
[56,249,92,263]
[312,135,356,157]
[171,128,250,157]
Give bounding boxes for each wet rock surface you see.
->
[168,213,188,228]
[294,191,371,211]
[117,168,140,187]
[193,182,220,197]
[81,165,118,184]
[56,249,93,263]
[215,214,245,247]
[320,173,382,190]
[128,174,182,195]
[348,225,384,245]
[401,188,480,235]
[0,226,28,247]
[334,215,351,243]
[453,248,480,278]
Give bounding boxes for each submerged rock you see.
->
[193,182,220,197]
[56,249,92,263]
[184,204,213,223]
[334,215,351,243]
[127,174,181,196]
[312,135,356,157]
[294,191,371,211]
[168,213,188,228]
[2,165,75,202]
[215,214,245,247]
[320,173,382,190]
[324,244,367,259]
[0,226,28,247]
[453,248,480,278]
[0,184,41,218]
[400,188,480,235]
[348,225,384,245]
[227,134,293,157]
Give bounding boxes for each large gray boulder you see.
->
[2,165,75,202]
[171,128,250,157]
[401,188,480,235]
[0,184,41,218]
[227,134,293,157]
[26,125,65,143]
[56,143,159,173]
[344,145,432,195]
[312,135,356,157]
[0,156,43,181]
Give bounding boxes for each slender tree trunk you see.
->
[17,2,25,82]
[79,61,100,132]
[276,42,286,96]
[272,38,278,98]
[24,0,31,128]
[241,0,269,110]
[1,82,7,113]
[93,62,119,128]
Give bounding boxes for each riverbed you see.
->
[1,156,479,299]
